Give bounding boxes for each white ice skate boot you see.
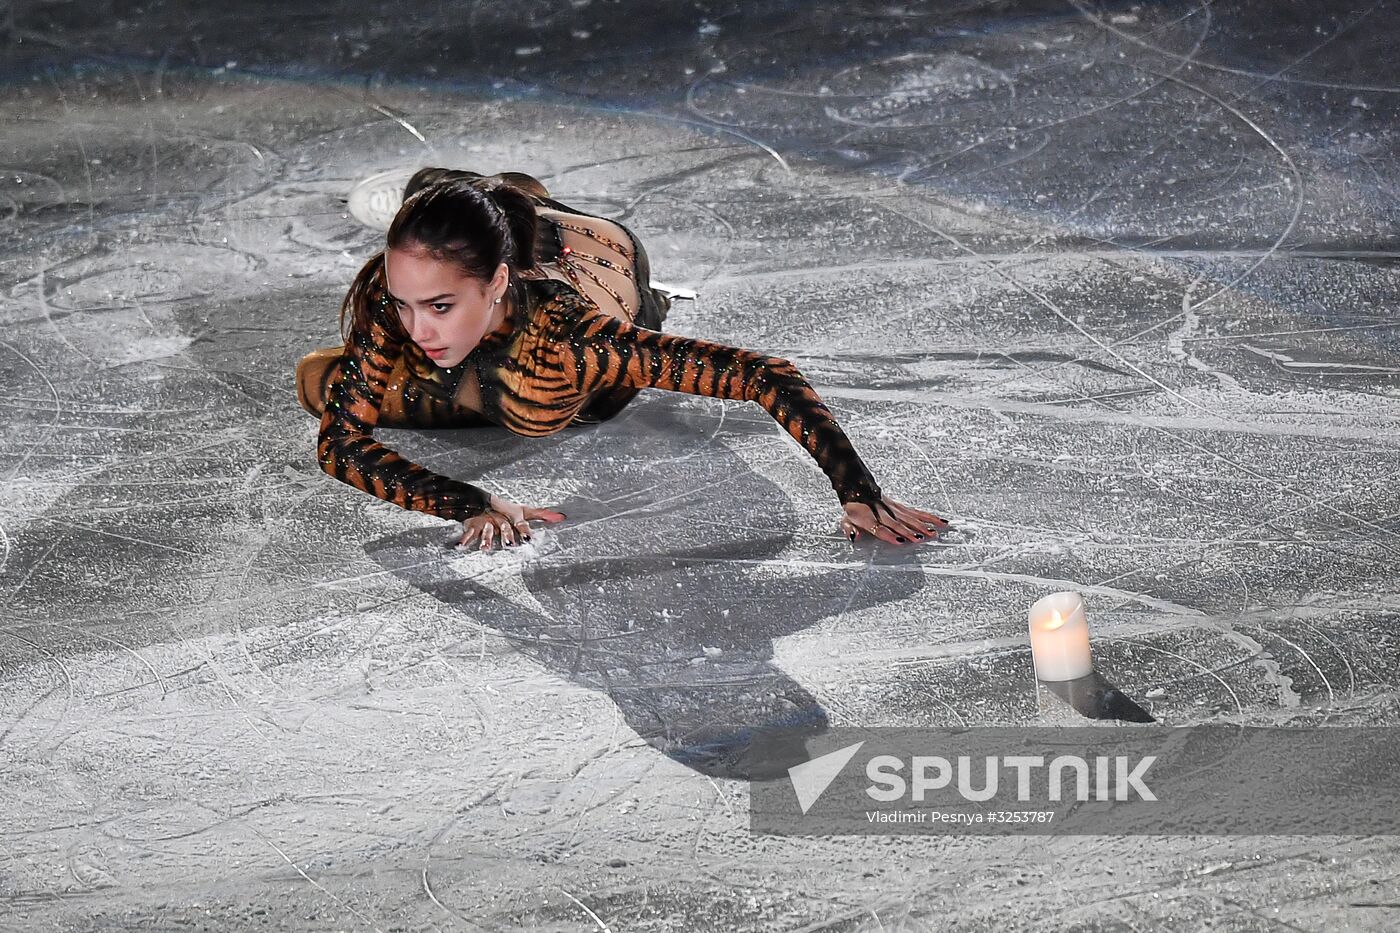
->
[346,167,416,231]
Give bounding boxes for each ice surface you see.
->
[2,1,1400,929]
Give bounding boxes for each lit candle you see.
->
[1028,591,1093,681]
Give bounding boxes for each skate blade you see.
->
[650,279,697,301]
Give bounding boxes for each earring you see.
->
[494,297,503,304]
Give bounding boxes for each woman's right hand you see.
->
[459,494,567,550]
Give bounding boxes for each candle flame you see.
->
[1046,609,1065,631]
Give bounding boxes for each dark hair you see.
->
[338,168,541,342]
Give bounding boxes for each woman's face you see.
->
[384,246,508,368]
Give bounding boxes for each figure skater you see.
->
[296,168,948,551]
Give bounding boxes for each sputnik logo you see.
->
[787,741,865,814]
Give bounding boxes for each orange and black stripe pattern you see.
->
[316,303,493,521]
[316,276,883,520]
[553,291,884,508]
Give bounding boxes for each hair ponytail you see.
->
[480,182,538,271]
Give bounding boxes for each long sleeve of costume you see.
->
[561,300,884,507]
[316,311,492,521]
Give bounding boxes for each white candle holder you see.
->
[1028,591,1093,682]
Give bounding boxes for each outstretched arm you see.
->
[562,300,885,509]
[317,309,493,521]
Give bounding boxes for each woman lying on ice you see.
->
[297,167,948,551]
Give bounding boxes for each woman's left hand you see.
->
[458,493,566,550]
[842,497,950,545]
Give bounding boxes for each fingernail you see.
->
[896,536,906,543]
[914,533,925,539]
[847,531,854,540]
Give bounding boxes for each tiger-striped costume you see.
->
[300,191,885,522]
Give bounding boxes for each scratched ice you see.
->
[2,2,1399,930]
